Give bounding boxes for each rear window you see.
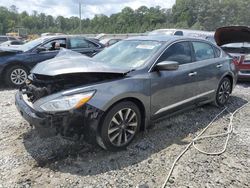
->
[192,42,215,61]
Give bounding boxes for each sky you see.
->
[0,0,176,18]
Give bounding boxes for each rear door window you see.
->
[192,42,215,61]
[157,41,192,65]
[69,38,97,49]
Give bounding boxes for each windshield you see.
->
[93,40,163,69]
[20,37,45,51]
[222,42,250,48]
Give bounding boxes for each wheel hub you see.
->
[218,80,231,104]
[10,68,27,85]
[108,108,138,147]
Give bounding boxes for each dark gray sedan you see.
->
[15,36,237,151]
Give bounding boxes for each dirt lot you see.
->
[0,83,249,188]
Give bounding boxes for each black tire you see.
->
[4,65,28,88]
[98,101,141,151]
[214,77,232,106]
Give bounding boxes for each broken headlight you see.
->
[40,91,95,112]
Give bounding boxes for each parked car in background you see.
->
[0,40,24,47]
[0,35,19,44]
[215,26,250,80]
[148,29,214,40]
[0,35,105,87]
[100,38,122,47]
[15,35,236,151]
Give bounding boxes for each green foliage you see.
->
[0,1,249,35]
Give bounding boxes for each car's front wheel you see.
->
[98,101,141,151]
[214,77,232,106]
[4,65,28,87]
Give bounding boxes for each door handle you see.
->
[188,72,197,77]
[216,64,223,68]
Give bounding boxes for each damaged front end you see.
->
[22,72,124,102]
[16,89,104,142]
[15,49,127,142]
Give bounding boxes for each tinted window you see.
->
[157,42,192,65]
[70,38,97,49]
[0,37,8,42]
[192,42,215,61]
[42,39,66,51]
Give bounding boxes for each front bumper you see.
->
[15,91,104,141]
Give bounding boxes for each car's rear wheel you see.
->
[98,101,141,151]
[4,65,28,87]
[214,77,232,106]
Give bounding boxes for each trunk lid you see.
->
[215,26,250,46]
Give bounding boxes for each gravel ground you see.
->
[0,83,249,188]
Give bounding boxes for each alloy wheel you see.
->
[218,80,231,104]
[10,68,27,85]
[108,108,138,147]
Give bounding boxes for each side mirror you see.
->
[36,46,46,53]
[155,61,179,71]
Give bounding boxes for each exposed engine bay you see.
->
[22,72,124,103]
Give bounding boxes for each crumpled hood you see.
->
[215,26,250,46]
[31,55,130,76]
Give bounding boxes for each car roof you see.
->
[125,35,212,43]
[150,29,214,35]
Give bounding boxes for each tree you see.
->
[0,1,249,35]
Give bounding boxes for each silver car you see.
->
[15,35,237,151]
